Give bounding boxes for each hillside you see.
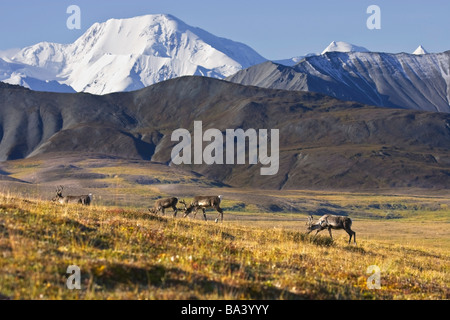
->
[0,193,448,300]
[0,77,449,190]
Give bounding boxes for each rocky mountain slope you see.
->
[227,50,450,113]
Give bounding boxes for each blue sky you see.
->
[0,0,449,59]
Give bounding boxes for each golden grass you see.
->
[0,192,448,300]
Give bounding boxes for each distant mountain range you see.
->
[1,78,449,190]
[1,14,449,191]
[228,50,450,113]
[0,13,447,115]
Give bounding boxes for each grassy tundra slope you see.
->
[0,192,448,300]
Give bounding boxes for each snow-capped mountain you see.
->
[227,50,450,113]
[321,41,369,55]
[413,45,429,55]
[1,14,266,95]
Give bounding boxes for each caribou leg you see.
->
[313,229,323,238]
[346,229,356,245]
[328,227,333,240]
[172,205,178,218]
[214,206,223,223]
[343,220,356,244]
[183,206,192,218]
[193,208,199,219]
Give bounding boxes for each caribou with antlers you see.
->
[148,197,179,217]
[180,196,224,223]
[52,186,92,206]
[306,215,356,244]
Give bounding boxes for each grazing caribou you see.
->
[52,186,92,206]
[148,197,179,217]
[181,196,224,223]
[306,215,356,244]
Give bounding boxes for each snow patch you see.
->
[322,41,370,55]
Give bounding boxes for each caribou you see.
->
[148,197,179,217]
[180,196,224,223]
[52,186,92,206]
[306,214,356,244]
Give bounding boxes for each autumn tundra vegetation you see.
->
[0,184,448,300]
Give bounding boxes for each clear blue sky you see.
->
[0,0,449,59]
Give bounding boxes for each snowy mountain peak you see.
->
[322,41,369,55]
[413,45,429,55]
[72,14,187,57]
[1,14,266,95]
